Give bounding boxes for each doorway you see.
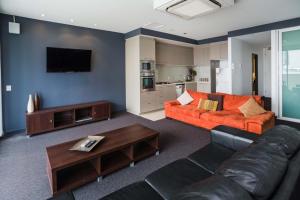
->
[252,54,258,95]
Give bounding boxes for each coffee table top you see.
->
[46,124,159,171]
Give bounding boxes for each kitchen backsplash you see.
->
[156,65,191,82]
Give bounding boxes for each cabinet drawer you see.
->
[93,104,110,120]
[26,112,54,135]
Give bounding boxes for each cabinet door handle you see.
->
[49,119,53,123]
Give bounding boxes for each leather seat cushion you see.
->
[145,159,212,200]
[211,126,258,151]
[217,141,288,200]
[200,111,245,129]
[171,175,253,200]
[256,125,300,158]
[170,105,207,118]
[99,181,163,200]
[188,143,235,173]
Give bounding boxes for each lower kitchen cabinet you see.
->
[140,91,160,113]
[140,84,176,113]
[185,82,197,91]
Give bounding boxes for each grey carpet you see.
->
[0,112,210,200]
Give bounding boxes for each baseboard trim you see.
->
[2,129,26,138]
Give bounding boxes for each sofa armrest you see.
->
[164,100,179,108]
[211,126,259,151]
[245,111,275,125]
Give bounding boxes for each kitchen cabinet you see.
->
[140,84,176,113]
[156,84,176,109]
[140,37,156,60]
[140,91,160,113]
[194,45,210,66]
[156,42,194,66]
[185,82,197,91]
[209,42,228,61]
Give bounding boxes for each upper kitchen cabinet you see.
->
[156,42,194,66]
[140,36,156,60]
[194,44,210,66]
[209,42,228,60]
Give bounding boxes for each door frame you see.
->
[278,26,300,123]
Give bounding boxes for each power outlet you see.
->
[6,85,12,92]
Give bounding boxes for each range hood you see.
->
[154,0,234,19]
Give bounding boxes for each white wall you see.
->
[216,60,231,93]
[194,66,211,92]
[230,38,270,96]
[263,48,272,97]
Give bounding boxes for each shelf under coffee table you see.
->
[46,124,159,196]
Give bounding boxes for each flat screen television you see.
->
[47,47,92,72]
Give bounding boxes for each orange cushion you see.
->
[201,111,245,129]
[187,90,208,106]
[223,94,262,113]
[170,105,207,118]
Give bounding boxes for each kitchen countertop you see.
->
[156,81,196,86]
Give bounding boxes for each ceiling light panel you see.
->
[167,0,220,19]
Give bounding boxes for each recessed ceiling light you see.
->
[94,24,97,27]
[70,19,74,23]
[41,14,45,17]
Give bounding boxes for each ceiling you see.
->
[1,0,300,40]
[237,31,271,47]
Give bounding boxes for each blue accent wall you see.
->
[0,14,126,133]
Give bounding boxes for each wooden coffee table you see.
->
[46,124,159,196]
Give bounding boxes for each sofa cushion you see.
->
[188,143,235,173]
[145,159,211,200]
[211,126,258,151]
[197,99,218,111]
[217,142,288,200]
[100,181,163,200]
[208,94,224,111]
[171,176,253,200]
[239,97,266,117]
[177,91,194,105]
[223,94,262,113]
[200,111,245,129]
[170,105,206,118]
[187,90,208,106]
[256,125,300,158]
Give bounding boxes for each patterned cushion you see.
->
[239,97,266,117]
[198,98,219,111]
[208,94,224,111]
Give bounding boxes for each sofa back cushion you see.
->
[217,141,288,200]
[187,90,208,106]
[172,175,253,200]
[223,94,262,113]
[208,94,224,111]
[256,125,300,158]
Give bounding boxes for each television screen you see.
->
[47,47,92,72]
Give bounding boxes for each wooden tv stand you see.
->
[26,101,111,136]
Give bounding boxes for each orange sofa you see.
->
[164,90,275,134]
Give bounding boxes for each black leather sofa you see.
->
[100,125,300,200]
